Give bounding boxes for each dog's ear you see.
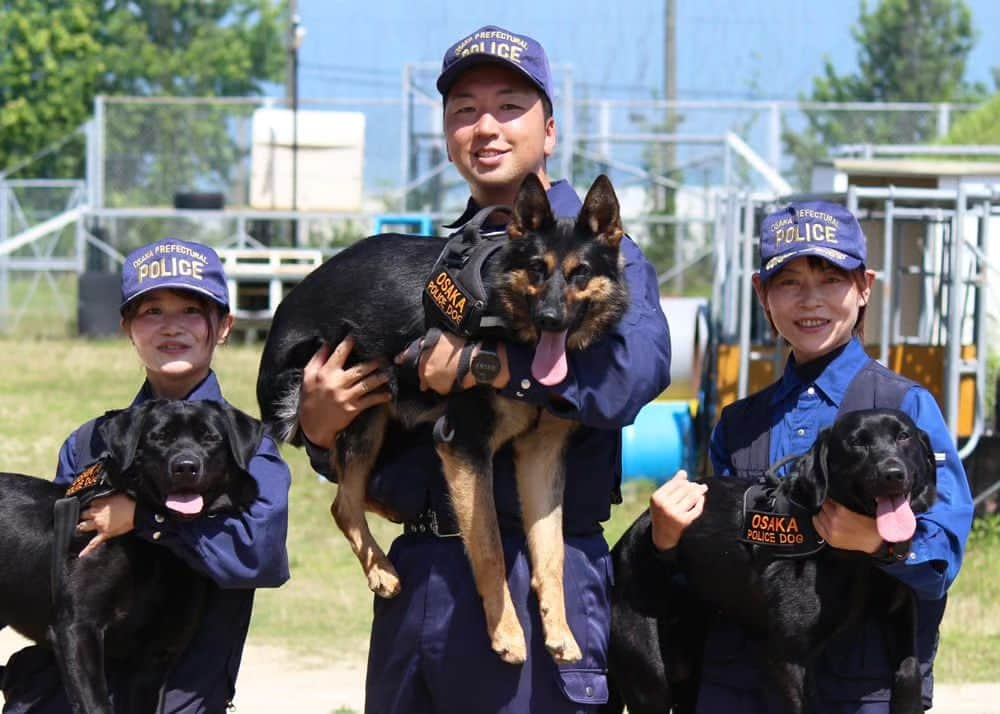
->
[509,173,555,238]
[576,174,623,250]
[206,403,263,513]
[97,403,154,481]
[789,428,831,513]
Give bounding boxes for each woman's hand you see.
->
[77,493,136,557]
[813,499,883,554]
[299,337,392,449]
[649,470,708,551]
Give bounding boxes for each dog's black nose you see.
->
[882,466,905,483]
[171,459,201,480]
[537,309,564,331]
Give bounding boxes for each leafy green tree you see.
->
[784,0,984,190]
[0,0,287,181]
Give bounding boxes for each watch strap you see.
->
[871,538,911,565]
[454,340,477,392]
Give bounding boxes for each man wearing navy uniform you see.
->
[299,24,671,713]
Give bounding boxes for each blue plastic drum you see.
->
[622,401,693,484]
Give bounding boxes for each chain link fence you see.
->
[0,88,986,337]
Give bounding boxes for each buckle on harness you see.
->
[404,508,462,538]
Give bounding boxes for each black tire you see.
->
[173,192,225,210]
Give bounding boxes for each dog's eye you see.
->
[569,265,593,288]
[896,430,911,443]
[528,260,548,282]
[202,431,223,444]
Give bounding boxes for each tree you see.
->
[0,0,287,181]
[783,0,984,190]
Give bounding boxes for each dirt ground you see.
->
[1,628,997,713]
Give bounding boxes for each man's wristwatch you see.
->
[470,340,501,386]
[870,538,911,564]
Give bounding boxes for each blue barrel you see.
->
[622,401,693,484]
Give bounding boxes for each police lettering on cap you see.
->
[120,238,230,313]
[758,201,867,283]
[437,25,554,106]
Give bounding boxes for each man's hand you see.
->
[77,493,136,557]
[395,331,509,394]
[299,337,392,449]
[813,499,883,554]
[649,470,708,551]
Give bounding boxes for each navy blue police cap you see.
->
[758,201,867,283]
[437,25,554,106]
[120,238,230,313]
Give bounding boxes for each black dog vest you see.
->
[740,476,825,557]
[423,205,511,337]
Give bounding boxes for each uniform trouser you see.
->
[365,531,613,714]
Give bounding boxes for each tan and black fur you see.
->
[256,174,628,664]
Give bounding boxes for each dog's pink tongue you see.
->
[166,493,204,516]
[532,330,569,386]
[875,494,916,543]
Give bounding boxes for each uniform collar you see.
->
[443,178,582,229]
[134,370,224,405]
[770,338,870,407]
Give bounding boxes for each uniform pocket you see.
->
[556,668,609,705]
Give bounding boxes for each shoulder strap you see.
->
[837,359,915,416]
[726,381,781,477]
[74,417,102,469]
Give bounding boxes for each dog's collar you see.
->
[740,481,826,558]
[423,205,511,337]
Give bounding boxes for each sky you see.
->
[282,0,1000,195]
[293,0,1000,102]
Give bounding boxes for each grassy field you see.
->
[0,338,996,680]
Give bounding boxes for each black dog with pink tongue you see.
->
[606,408,938,714]
[0,399,262,714]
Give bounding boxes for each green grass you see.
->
[0,338,996,680]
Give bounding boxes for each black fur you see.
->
[0,400,262,714]
[606,408,938,714]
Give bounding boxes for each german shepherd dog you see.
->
[256,174,628,665]
[605,409,938,714]
[0,400,261,714]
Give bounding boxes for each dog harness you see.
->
[739,455,826,557]
[50,414,132,602]
[423,204,512,337]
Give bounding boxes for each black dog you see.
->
[0,400,261,714]
[606,408,938,714]
[257,173,628,664]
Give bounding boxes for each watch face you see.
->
[471,352,501,384]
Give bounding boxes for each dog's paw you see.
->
[367,566,402,599]
[546,633,582,664]
[491,624,528,665]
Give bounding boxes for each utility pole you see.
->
[665,0,677,174]
[287,2,305,243]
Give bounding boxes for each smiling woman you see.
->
[0,238,292,714]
